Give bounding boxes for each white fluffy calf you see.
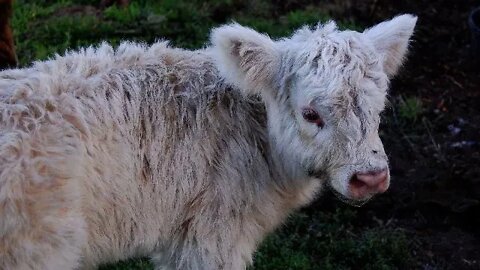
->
[0,14,416,270]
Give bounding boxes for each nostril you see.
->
[349,174,367,189]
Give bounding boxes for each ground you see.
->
[10,0,480,269]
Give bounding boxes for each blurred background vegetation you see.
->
[13,0,357,65]
[11,0,480,269]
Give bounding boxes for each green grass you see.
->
[398,96,423,123]
[251,210,411,270]
[13,0,355,66]
[99,259,153,270]
[11,1,412,269]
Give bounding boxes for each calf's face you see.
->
[211,15,417,204]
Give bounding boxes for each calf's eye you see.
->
[301,108,324,128]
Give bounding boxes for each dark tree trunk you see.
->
[0,0,17,70]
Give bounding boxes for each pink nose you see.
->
[348,169,389,200]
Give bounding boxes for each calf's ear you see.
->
[210,23,280,96]
[363,14,418,78]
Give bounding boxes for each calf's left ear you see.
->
[363,14,418,78]
[210,23,280,96]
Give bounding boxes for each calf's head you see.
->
[211,15,417,204]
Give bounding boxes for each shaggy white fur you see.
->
[0,15,416,269]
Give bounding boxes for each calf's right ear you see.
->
[210,23,280,96]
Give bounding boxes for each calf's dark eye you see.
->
[301,108,324,128]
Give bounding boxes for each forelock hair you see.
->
[276,22,388,114]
